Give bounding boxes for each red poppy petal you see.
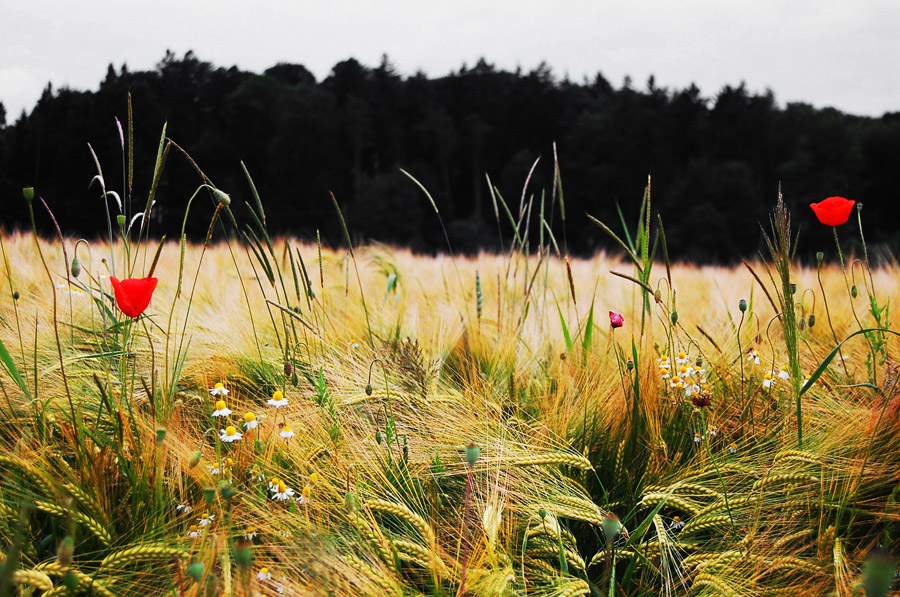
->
[110,276,158,317]
[810,196,855,226]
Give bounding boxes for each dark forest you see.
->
[1,51,898,263]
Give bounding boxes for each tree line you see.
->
[1,50,898,263]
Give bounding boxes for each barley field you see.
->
[2,187,899,597]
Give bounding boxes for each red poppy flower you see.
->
[110,276,158,318]
[609,310,624,328]
[810,196,855,226]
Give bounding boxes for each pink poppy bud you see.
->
[609,310,624,328]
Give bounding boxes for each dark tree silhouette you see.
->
[2,51,899,263]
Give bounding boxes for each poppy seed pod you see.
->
[187,561,205,582]
[23,187,34,201]
[538,508,547,520]
[602,513,622,543]
[232,542,253,567]
[57,536,75,567]
[213,189,231,206]
[70,256,81,278]
[344,491,358,513]
[202,487,216,508]
[465,443,481,465]
[116,214,127,228]
[816,251,824,264]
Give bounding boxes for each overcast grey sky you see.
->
[2,0,899,119]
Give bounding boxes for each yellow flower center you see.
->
[226,458,234,466]
[215,400,226,411]
[278,481,287,493]
[678,352,686,359]
[302,486,311,499]
[283,425,292,433]
[764,373,772,380]
[214,382,224,389]
[661,368,669,376]
[308,473,319,486]
[673,516,680,523]
[260,567,269,574]
[190,524,199,532]
[225,426,237,436]
[244,412,256,422]
[781,365,788,371]
[272,390,284,401]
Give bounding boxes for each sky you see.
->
[2,0,899,120]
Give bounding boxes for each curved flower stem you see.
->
[817,262,850,380]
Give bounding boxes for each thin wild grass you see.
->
[1,115,899,595]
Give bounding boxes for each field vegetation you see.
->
[1,118,899,596]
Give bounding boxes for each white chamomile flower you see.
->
[212,400,232,417]
[693,432,703,444]
[670,516,685,531]
[802,375,815,389]
[176,503,192,514]
[708,425,718,437]
[675,351,690,366]
[762,372,775,389]
[209,382,230,396]
[295,486,312,505]
[245,528,257,540]
[279,425,295,439]
[660,368,671,380]
[188,524,202,538]
[220,426,242,443]
[728,443,738,454]
[257,567,272,581]
[267,390,288,408]
[272,481,295,501]
[198,513,215,526]
[778,365,790,380]
[747,349,760,365]
[243,412,259,429]
[657,355,670,370]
